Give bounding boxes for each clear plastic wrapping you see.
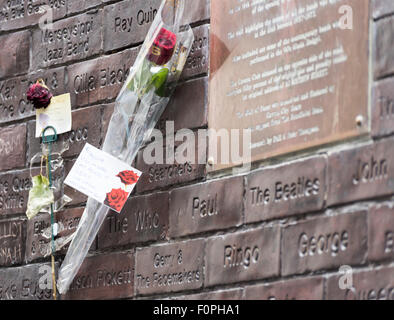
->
[27,141,71,219]
[57,0,195,294]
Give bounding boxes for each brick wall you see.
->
[0,0,393,300]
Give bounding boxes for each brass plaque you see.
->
[209,0,370,171]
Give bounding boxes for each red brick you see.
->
[327,138,394,206]
[176,288,244,300]
[281,211,368,276]
[373,15,394,79]
[67,0,101,15]
[245,277,324,300]
[103,0,160,52]
[373,0,394,19]
[181,24,210,80]
[372,78,394,137]
[169,176,243,238]
[98,192,169,249]
[157,77,208,135]
[0,218,25,267]
[66,48,139,107]
[368,205,394,261]
[28,105,102,163]
[32,10,103,69]
[205,227,280,287]
[0,262,58,300]
[0,31,30,78]
[0,124,26,171]
[134,239,204,295]
[63,252,134,300]
[0,168,33,216]
[326,266,394,300]
[245,156,326,223]
[0,0,67,31]
[25,207,85,263]
[103,0,210,52]
[0,67,67,124]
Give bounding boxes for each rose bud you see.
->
[26,79,53,109]
[147,27,177,66]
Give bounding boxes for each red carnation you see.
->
[26,79,53,109]
[147,28,177,66]
[117,170,140,185]
[104,188,128,212]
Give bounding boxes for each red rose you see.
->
[147,28,177,66]
[104,188,128,212]
[117,170,140,185]
[26,80,53,109]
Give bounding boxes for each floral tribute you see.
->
[26,79,53,109]
[57,0,195,295]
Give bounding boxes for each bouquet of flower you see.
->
[57,0,194,294]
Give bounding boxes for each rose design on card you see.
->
[116,170,140,186]
[65,144,142,214]
[104,188,129,212]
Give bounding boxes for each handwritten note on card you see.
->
[36,93,72,138]
[64,143,141,213]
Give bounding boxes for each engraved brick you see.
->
[136,132,206,193]
[373,0,394,19]
[0,218,25,267]
[0,168,33,216]
[205,227,280,287]
[28,105,102,163]
[368,206,394,261]
[67,0,101,15]
[103,0,159,52]
[156,77,208,134]
[245,277,324,300]
[134,239,204,295]
[327,138,394,206]
[98,192,169,249]
[0,67,66,124]
[63,252,134,300]
[0,0,67,31]
[245,156,326,223]
[281,211,368,276]
[0,124,26,171]
[372,78,394,137]
[0,31,29,78]
[103,0,209,52]
[25,208,85,263]
[32,10,102,69]
[374,15,394,79]
[326,266,394,300]
[66,47,139,107]
[0,262,58,300]
[176,288,244,300]
[181,24,209,80]
[169,176,243,238]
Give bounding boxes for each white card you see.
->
[64,143,141,213]
[36,93,72,138]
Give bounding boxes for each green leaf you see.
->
[26,175,54,220]
[152,68,169,97]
